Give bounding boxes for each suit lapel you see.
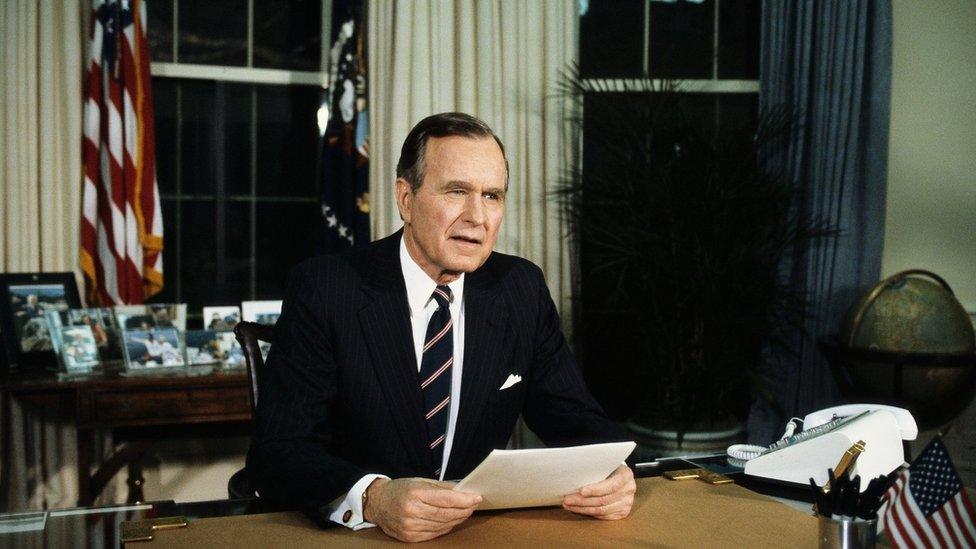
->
[358,233,431,473]
[447,262,512,478]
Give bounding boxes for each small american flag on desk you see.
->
[883,437,976,548]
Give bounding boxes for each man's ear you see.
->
[395,178,413,223]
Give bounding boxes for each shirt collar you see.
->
[399,235,464,312]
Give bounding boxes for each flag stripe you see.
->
[81,0,163,305]
[901,481,941,547]
[949,495,976,547]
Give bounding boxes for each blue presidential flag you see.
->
[320,0,369,251]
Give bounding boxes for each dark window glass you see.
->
[579,0,645,78]
[177,0,247,66]
[253,0,322,70]
[255,202,324,298]
[178,200,252,312]
[717,93,758,134]
[718,0,760,79]
[153,78,177,195]
[255,85,322,197]
[177,81,252,196]
[147,0,174,62]
[648,0,714,79]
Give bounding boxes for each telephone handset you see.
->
[803,404,917,440]
[729,404,915,490]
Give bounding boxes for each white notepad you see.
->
[453,441,636,510]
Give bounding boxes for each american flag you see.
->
[80,0,163,305]
[883,438,976,548]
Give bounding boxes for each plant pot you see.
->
[627,420,745,460]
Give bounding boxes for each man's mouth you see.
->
[450,235,482,245]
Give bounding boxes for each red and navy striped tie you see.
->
[420,285,453,479]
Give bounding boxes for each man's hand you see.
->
[562,464,636,520]
[363,477,482,543]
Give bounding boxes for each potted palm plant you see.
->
[557,74,833,456]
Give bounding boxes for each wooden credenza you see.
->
[1,364,251,506]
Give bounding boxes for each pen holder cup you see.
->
[818,515,877,549]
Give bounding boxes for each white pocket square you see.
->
[499,374,522,390]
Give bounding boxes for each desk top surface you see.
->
[134,477,819,548]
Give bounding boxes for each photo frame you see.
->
[241,300,282,326]
[202,306,241,332]
[185,330,245,368]
[45,307,123,363]
[0,272,82,368]
[114,304,187,332]
[121,327,186,370]
[55,325,101,373]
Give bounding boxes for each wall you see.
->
[886,0,976,486]
[883,0,976,312]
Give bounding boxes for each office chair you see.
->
[227,321,274,499]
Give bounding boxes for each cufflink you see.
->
[343,510,352,522]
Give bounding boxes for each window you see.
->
[147,0,330,326]
[576,0,761,418]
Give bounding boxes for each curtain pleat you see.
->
[749,0,892,443]
[0,0,118,511]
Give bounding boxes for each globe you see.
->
[824,270,976,429]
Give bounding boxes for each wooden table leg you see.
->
[77,427,94,506]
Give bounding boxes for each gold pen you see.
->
[823,440,866,494]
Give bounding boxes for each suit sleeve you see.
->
[520,266,630,448]
[246,261,366,515]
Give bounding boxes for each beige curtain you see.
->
[0,0,118,511]
[368,0,579,321]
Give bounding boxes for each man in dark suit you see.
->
[248,113,635,543]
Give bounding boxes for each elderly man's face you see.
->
[397,135,507,284]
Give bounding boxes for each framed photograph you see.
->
[216,332,245,368]
[46,308,123,362]
[0,272,82,368]
[57,325,100,373]
[115,304,187,332]
[185,330,220,365]
[203,306,241,332]
[241,300,282,326]
[122,327,186,370]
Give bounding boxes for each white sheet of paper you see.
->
[453,441,636,510]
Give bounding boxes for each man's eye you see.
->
[450,189,466,195]
[485,193,499,201]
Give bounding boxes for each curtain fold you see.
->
[0,0,118,511]
[749,0,892,443]
[368,0,578,321]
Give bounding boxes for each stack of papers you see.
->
[454,441,636,510]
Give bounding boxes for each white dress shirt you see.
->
[326,236,466,529]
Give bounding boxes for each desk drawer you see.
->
[93,386,250,422]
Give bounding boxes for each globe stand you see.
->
[820,339,976,431]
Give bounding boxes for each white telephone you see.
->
[731,404,917,491]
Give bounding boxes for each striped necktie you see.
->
[419,285,453,479]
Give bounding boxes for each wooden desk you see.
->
[0,364,250,506]
[127,477,822,548]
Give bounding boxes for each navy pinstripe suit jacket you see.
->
[246,230,626,513]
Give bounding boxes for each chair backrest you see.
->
[233,321,274,412]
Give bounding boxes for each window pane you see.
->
[579,0,645,78]
[153,78,177,195]
[255,85,322,197]
[253,0,322,71]
[255,202,324,299]
[718,0,760,79]
[178,80,252,196]
[178,0,247,66]
[179,200,251,311]
[649,0,714,79]
[147,0,174,62]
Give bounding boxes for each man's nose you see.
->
[463,193,487,224]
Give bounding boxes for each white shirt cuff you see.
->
[326,474,389,530]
